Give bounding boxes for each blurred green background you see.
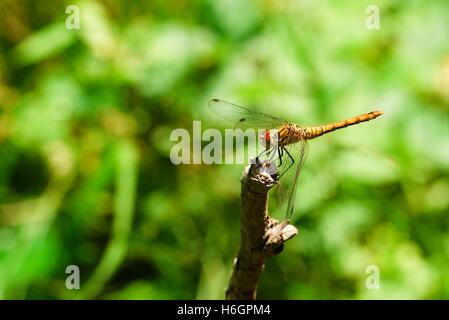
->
[0,0,448,299]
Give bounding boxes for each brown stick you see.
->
[225,164,298,300]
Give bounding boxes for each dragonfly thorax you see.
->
[278,123,305,146]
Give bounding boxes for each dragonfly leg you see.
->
[278,146,283,167]
[261,145,277,162]
[256,147,269,161]
[277,146,295,179]
[284,146,294,164]
[268,147,278,162]
[254,146,274,167]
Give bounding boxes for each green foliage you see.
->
[0,0,448,299]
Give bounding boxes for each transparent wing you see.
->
[275,140,309,221]
[208,99,288,130]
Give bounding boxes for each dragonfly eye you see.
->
[264,130,271,142]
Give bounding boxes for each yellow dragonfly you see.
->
[209,98,383,221]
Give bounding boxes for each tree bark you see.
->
[225,164,298,300]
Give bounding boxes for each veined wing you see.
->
[276,139,309,221]
[208,99,288,130]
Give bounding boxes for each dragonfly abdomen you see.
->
[303,110,383,140]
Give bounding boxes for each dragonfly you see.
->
[208,98,383,223]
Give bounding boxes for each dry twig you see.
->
[225,164,298,300]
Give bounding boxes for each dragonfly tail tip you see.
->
[371,110,384,117]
